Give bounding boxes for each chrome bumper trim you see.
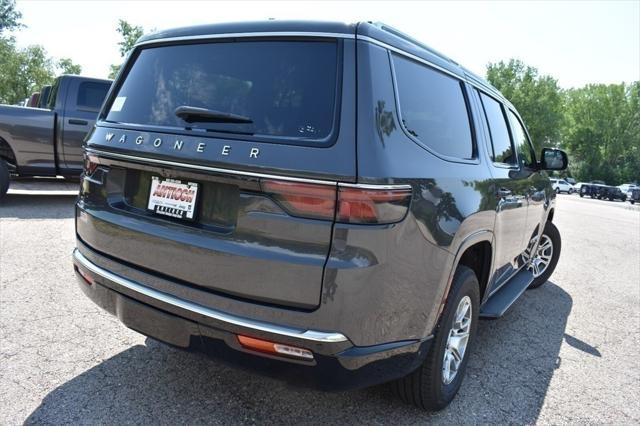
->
[73,249,349,343]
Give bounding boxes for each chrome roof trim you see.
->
[73,249,349,343]
[135,31,355,47]
[357,35,506,102]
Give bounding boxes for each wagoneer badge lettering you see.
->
[100,132,262,159]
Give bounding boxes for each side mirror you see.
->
[540,148,568,171]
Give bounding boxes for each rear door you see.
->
[78,36,356,309]
[506,108,547,243]
[61,79,110,171]
[476,90,530,292]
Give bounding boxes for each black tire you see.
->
[528,221,561,289]
[631,200,635,205]
[0,160,9,200]
[394,266,479,411]
[554,187,560,194]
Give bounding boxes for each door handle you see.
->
[68,119,88,125]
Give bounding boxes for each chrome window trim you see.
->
[73,249,349,343]
[357,35,510,106]
[85,147,338,186]
[135,31,355,47]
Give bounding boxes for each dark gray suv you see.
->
[73,21,567,410]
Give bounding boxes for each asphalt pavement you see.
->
[1,183,639,425]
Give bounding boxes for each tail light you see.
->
[337,185,412,224]
[261,180,336,220]
[262,179,412,224]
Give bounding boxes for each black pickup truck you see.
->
[0,75,112,198]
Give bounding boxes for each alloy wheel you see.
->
[442,296,472,385]
[524,234,554,278]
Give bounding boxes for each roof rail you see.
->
[370,21,459,66]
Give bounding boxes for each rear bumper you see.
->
[73,248,431,390]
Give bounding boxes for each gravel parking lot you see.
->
[1,184,639,425]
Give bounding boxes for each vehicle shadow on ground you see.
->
[25,282,573,424]
[0,194,76,219]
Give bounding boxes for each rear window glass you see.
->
[105,41,339,142]
[77,82,110,110]
[392,54,473,159]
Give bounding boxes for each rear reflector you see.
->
[75,265,94,285]
[261,179,412,224]
[237,335,314,360]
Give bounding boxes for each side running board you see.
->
[480,268,534,318]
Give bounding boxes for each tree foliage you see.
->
[0,40,54,104]
[0,0,22,34]
[486,59,639,184]
[562,83,639,183]
[57,57,82,75]
[486,59,564,153]
[108,19,144,79]
[0,1,84,105]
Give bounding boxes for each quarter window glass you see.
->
[77,82,110,110]
[393,54,473,159]
[507,110,535,167]
[479,92,515,164]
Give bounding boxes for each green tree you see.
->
[57,57,82,75]
[0,41,54,104]
[486,59,564,153]
[0,0,22,34]
[0,1,84,104]
[108,19,144,79]
[562,82,639,184]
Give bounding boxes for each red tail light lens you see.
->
[338,185,412,224]
[261,179,337,220]
[261,179,412,224]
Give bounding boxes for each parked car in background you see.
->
[618,183,638,197]
[73,20,568,411]
[580,183,627,201]
[26,92,40,107]
[0,75,112,198]
[565,177,576,185]
[573,182,586,193]
[628,187,640,204]
[38,85,52,109]
[550,178,573,193]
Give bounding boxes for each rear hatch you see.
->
[78,35,357,310]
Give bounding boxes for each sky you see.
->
[10,0,640,88]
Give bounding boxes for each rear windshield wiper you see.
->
[175,106,253,124]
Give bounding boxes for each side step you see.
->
[480,268,534,318]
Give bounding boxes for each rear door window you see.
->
[478,92,515,165]
[507,110,536,168]
[105,40,339,143]
[392,54,474,160]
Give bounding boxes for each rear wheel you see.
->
[0,160,9,200]
[394,266,479,411]
[525,221,561,289]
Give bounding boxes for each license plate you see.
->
[147,176,199,221]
